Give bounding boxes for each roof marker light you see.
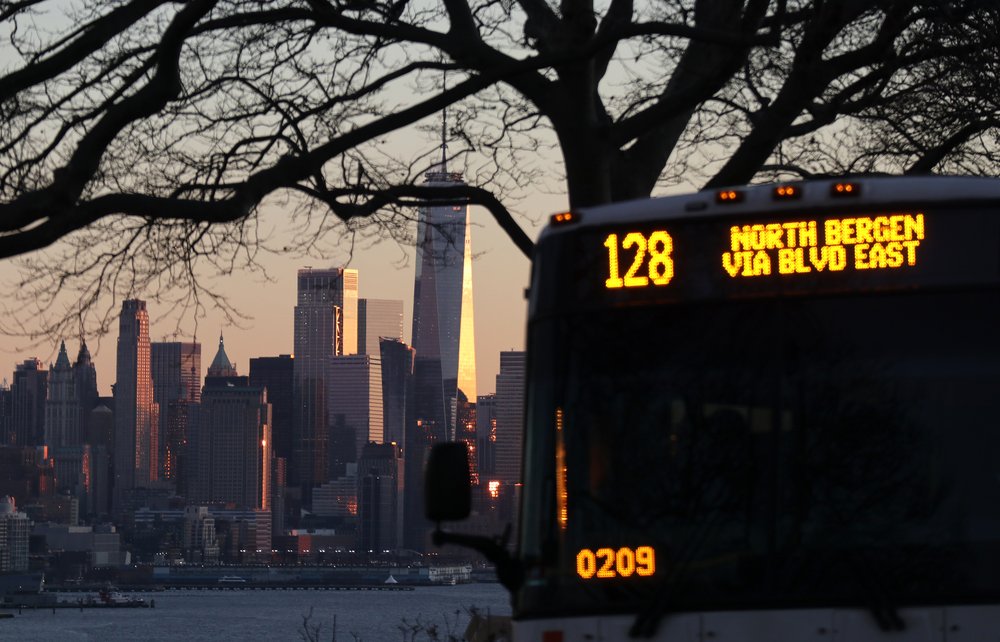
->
[773,185,801,200]
[715,189,745,204]
[831,181,860,197]
[551,212,579,225]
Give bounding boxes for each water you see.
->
[0,584,511,641]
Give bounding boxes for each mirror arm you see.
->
[432,525,524,592]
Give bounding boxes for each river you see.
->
[0,583,511,641]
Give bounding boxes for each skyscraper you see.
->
[11,358,47,447]
[73,341,99,440]
[151,341,201,489]
[379,338,414,450]
[249,355,294,461]
[410,168,477,442]
[358,442,403,553]
[406,164,477,550]
[293,268,358,494]
[113,299,158,509]
[494,351,526,489]
[192,343,271,511]
[44,341,78,447]
[358,299,404,356]
[327,354,383,476]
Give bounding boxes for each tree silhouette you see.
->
[0,0,998,334]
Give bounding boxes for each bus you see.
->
[428,175,1000,641]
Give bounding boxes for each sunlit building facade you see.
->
[293,268,358,495]
[151,341,201,488]
[113,299,158,510]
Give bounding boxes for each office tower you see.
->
[0,381,10,445]
[86,401,114,517]
[293,267,358,493]
[52,444,90,520]
[113,299,158,509]
[271,456,287,534]
[410,167,477,442]
[73,341,99,438]
[45,341,79,447]
[327,354,383,477]
[379,338,414,451]
[406,164,477,551]
[358,299,404,356]
[0,496,30,572]
[249,355,294,461]
[476,393,497,478]
[11,358,47,447]
[192,342,271,511]
[358,442,403,553]
[151,341,201,487]
[495,352,526,488]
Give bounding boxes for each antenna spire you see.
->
[440,68,448,172]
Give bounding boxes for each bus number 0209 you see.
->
[604,231,674,289]
[576,546,656,579]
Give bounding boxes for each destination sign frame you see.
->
[559,206,1000,308]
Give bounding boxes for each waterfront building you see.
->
[182,505,220,563]
[0,496,30,572]
[358,299,404,356]
[32,522,126,566]
[327,354,382,476]
[113,300,158,511]
[357,442,403,553]
[11,358,47,447]
[151,341,201,489]
[249,354,294,461]
[293,268,358,495]
[191,339,271,512]
[44,341,79,447]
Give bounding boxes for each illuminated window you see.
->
[488,480,500,499]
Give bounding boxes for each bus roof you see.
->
[541,176,1000,240]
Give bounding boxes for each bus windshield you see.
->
[520,260,1000,619]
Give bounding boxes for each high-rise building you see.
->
[249,355,294,461]
[113,299,158,509]
[151,341,201,487]
[293,268,358,494]
[73,341,99,439]
[191,342,271,511]
[358,299,404,356]
[406,164,477,550]
[45,341,79,447]
[327,354,383,478]
[410,168,477,442]
[358,442,403,553]
[379,338,414,452]
[476,393,497,478]
[0,495,30,572]
[494,352,526,489]
[11,358,47,447]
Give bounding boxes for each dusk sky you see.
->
[0,192,558,397]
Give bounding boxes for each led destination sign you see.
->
[603,214,925,289]
[556,205,1000,308]
[722,214,925,278]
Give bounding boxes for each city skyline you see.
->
[0,202,539,399]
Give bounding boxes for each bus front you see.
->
[517,177,1000,640]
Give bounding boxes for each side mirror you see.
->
[425,442,471,522]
